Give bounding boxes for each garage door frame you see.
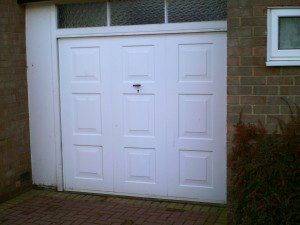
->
[30,3,227,203]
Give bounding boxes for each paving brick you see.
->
[0,189,226,225]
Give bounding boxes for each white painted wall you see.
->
[26,4,58,186]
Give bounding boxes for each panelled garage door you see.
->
[59,33,226,203]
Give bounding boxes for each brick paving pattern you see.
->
[0,189,226,225]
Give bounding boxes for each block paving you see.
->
[0,189,226,225]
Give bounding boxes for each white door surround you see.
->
[59,32,226,203]
[26,3,226,204]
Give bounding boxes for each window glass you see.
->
[279,17,300,49]
[110,0,165,26]
[168,0,227,23]
[57,2,107,28]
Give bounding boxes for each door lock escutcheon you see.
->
[133,84,142,88]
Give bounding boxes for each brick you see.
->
[294,76,300,85]
[280,86,300,95]
[253,86,278,95]
[280,105,298,115]
[228,86,252,95]
[228,27,252,37]
[228,67,253,76]
[267,96,294,106]
[228,96,240,104]
[240,0,266,6]
[253,46,266,56]
[227,18,240,27]
[281,67,300,75]
[253,105,279,114]
[228,57,240,66]
[241,96,266,105]
[241,17,266,27]
[240,76,266,85]
[228,8,241,17]
[228,1,300,224]
[228,38,239,47]
[267,76,294,85]
[241,7,254,17]
[241,115,266,124]
[228,105,252,114]
[228,76,240,85]
[253,6,267,16]
[253,27,267,36]
[239,37,266,47]
[0,0,31,202]
[228,47,252,57]
[240,57,265,66]
[266,115,291,124]
[253,67,281,76]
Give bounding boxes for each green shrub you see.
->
[229,100,299,225]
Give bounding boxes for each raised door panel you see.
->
[72,47,101,81]
[123,46,155,81]
[123,94,155,137]
[179,95,212,139]
[179,44,212,82]
[75,146,103,179]
[73,94,102,135]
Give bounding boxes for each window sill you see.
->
[266,60,300,67]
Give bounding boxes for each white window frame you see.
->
[55,2,226,38]
[267,8,300,66]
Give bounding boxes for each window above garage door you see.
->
[57,0,227,28]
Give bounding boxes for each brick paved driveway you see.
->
[0,189,226,225]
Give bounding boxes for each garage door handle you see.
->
[133,84,142,88]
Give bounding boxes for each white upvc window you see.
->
[267,8,300,66]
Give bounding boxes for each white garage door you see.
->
[59,33,226,203]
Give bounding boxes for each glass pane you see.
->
[110,0,164,26]
[279,17,300,50]
[168,0,227,23]
[57,2,107,28]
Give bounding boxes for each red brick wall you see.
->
[227,0,300,141]
[227,0,300,220]
[0,0,32,202]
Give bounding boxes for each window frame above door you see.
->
[56,21,227,38]
[54,2,227,38]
